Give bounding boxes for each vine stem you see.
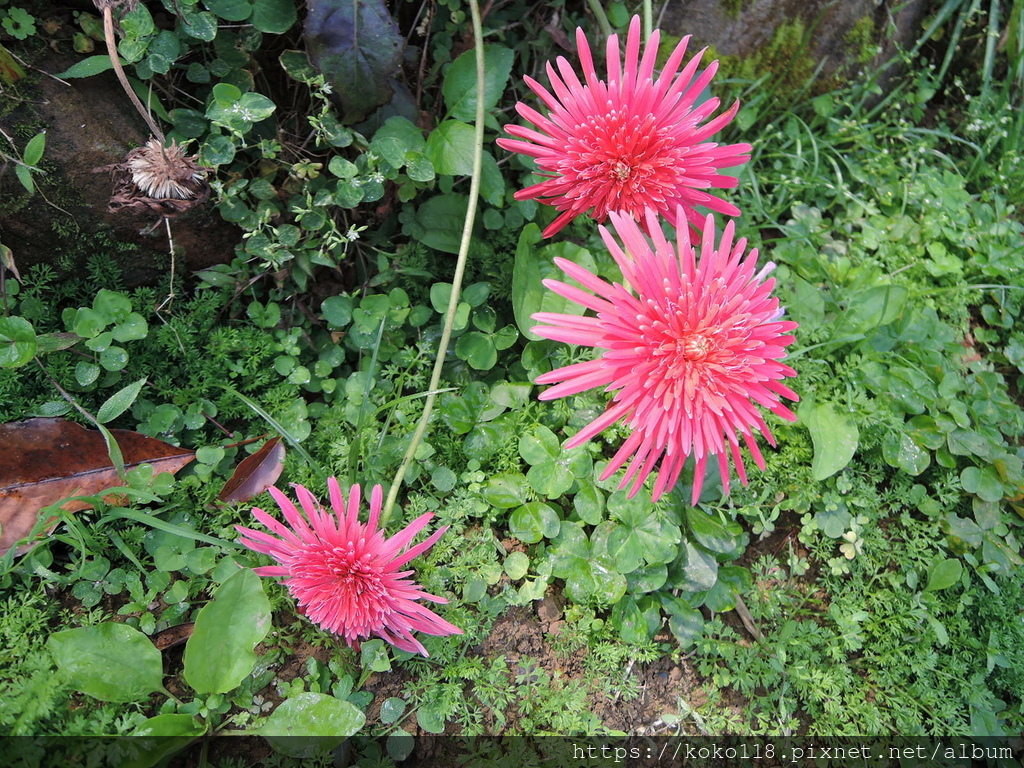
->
[380,0,486,524]
[100,3,165,142]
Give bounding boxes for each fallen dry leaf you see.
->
[218,437,286,503]
[0,418,195,554]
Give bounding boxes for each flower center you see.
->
[291,545,389,624]
[612,160,633,181]
[683,334,713,361]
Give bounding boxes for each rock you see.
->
[0,51,238,287]
[662,0,928,91]
[537,594,562,624]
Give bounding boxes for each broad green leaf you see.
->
[379,697,406,725]
[662,596,704,648]
[504,551,530,580]
[519,425,561,465]
[443,45,514,121]
[47,623,164,702]
[0,315,36,368]
[882,430,930,476]
[802,401,859,481]
[204,0,252,21]
[455,331,496,370]
[251,0,296,33]
[424,120,476,176]
[261,692,365,757]
[686,506,741,555]
[838,284,908,334]
[509,501,560,543]
[573,483,605,525]
[960,465,1005,503]
[183,568,271,694]
[97,378,147,424]
[370,116,426,167]
[924,558,963,592]
[123,715,207,768]
[481,473,530,509]
[669,541,718,592]
[512,226,596,341]
[413,193,469,254]
[562,552,627,605]
[279,49,317,81]
[610,596,659,644]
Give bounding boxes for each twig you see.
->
[155,217,176,312]
[98,1,165,141]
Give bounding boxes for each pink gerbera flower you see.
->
[237,479,462,657]
[497,15,750,238]
[532,208,798,503]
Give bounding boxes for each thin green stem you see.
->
[586,0,613,38]
[643,0,653,41]
[381,0,486,525]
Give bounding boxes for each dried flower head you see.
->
[126,138,207,200]
[532,208,798,503]
[237,479,462,657]
[498,16,750,238]
[96,137,211,217]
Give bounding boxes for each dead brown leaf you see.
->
[0,417,195,554]
[218,437,285,504]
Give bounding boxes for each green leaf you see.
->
[279,49,317,81]
[0,315,36,368]
[802,401,859,481]
[22,131,45,166]
[443,45,514,121]
[123,715,207,768]
[370,116,426,167]
[15,163,34,194]
[882,430,930,476]
[960,466,1005,503]
[504,551,530,580]
[563,552,627,605]
[455,331,497,370]
[205,0,253,21]
[686,506,741,556]
[183,569,271,694]
[97,377,147,424]
[112,313,148,342]
[251,0,296,33]
[261,692,366,757]
[669,541,718,592]
[379,697,406,725]
[482,473,530,509]
[413,194,468,254]
[56,54,116,79]
[424,120,476,176]
[519,425,561,465]
[838,284,908,334]
[509,501,561,543]
[47,623,164,702]
[924,558,963,592]
[663,597,704,648]
[512,226,596,341]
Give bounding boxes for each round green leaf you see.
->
[573,483,605,525]
[482,473,530,509]
[183,568,271,694]
[75,361,101,387]
[686,507,741,556]
[47,622,164,702]
[509,501,560,544]
[562,553,627,605]
[261,692,366,757]
[504,551,530,580]
[379,697,406,725]
[519,425,561,465]
[455,331,497,370]
[960,466,1005,503]
[0,315,36,368]
[112,312,149,342]
[526,461,575,499]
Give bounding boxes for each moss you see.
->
[722,0,751,20]
[845,15,878,65]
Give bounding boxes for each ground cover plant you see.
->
[1,0,1023,764]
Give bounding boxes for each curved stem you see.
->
[101,6,165,141]
[586,0,613,38]
[381,0,486,525]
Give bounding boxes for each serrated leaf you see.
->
[442,45,514,121]
[424,120,476,176]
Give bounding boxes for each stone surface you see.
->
[0,52,238,287]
